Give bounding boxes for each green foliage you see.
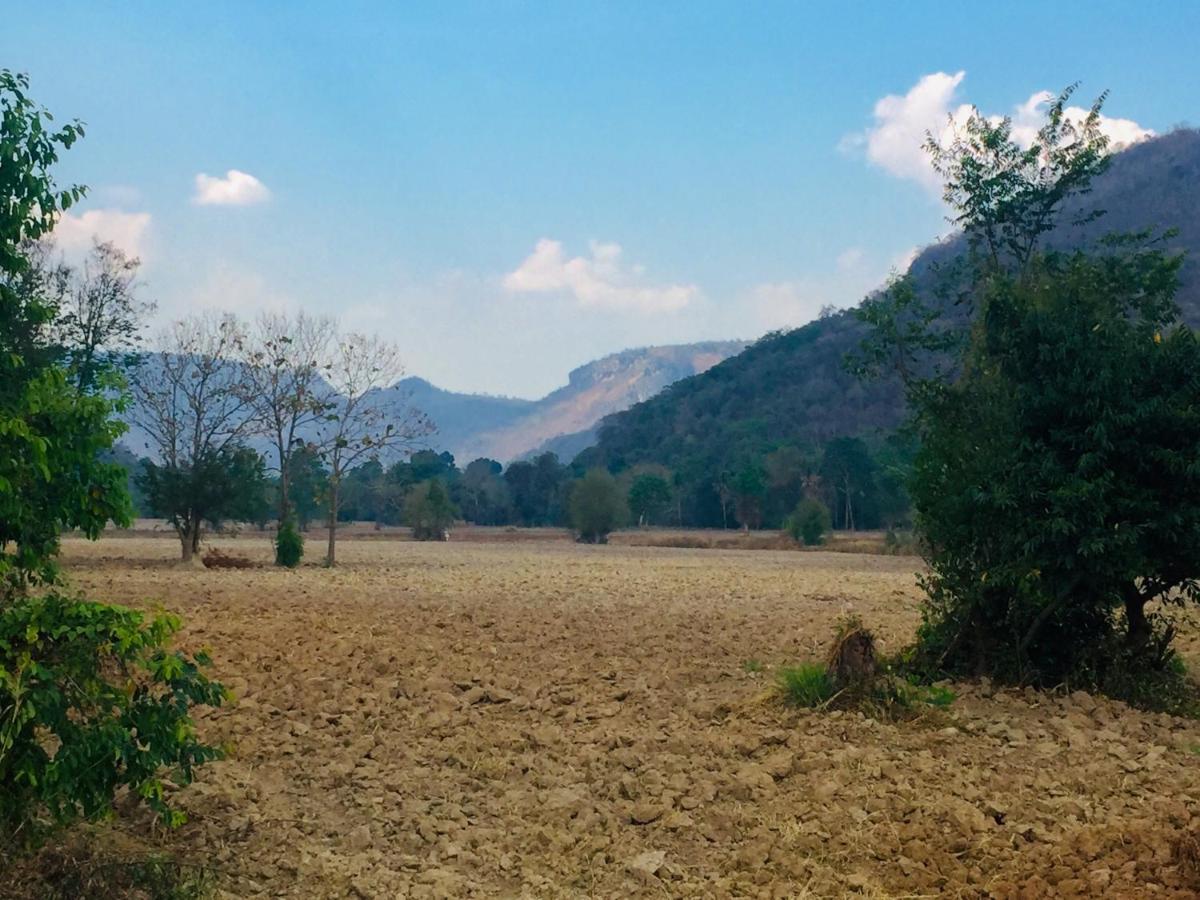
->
[28,847,215,900]
[775,663,834,708]
[569,469,626,544]
[274,518,303,567]
[504,453,569,526]
[0,72,226,852]
[862,87,1200,701]
[138,446,269,557]
[0,70,130,592]
[741,659,764,674]
[627,473,672,526]
[0,593,226,850]
[456,458,513,526]
[786,498,831,546]
[407,478,458,540]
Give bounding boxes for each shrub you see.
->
[569,469,627,544]
[407,479,457,541]
[274,518,303,568]
[0,593,227,851]
[775,663,834,708]
[785,498,831,546]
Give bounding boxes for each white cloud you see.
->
[193,169,271,206]
[1009,89,1154,150]
[54,208,152,260]
[503,238,696,313]
[843,72,1155,195]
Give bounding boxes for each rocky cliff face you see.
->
[452,341,747,463]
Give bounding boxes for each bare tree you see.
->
[131,314,256,561]
[52,239,154,389]
[242,311,336,527]
[312,333,434,566]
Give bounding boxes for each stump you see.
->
[826,620,878,689]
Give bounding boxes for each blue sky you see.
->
[4,2,1197,396]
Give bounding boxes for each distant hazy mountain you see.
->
[404,341,747,463]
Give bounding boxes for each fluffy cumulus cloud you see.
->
[54,208,152,260]
[843,72,1155,195]
[503,238,696,313]
[193,169,271,206]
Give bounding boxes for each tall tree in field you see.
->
[131,314,257,561]
[313,333,433,565]
[858,86,1200,701]
[242,311,335,532]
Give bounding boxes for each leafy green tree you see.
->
[763,445,813,528]
[786,498,832,547]
[457,458,511,525]
[0,69,224,851]
[407,478,457,540]
[569,469,627,544]
[504,453,568,526]
[861,86,1200,695]
[138,446,270,556]
[0,71,129,592]
[732,463,767,529]
[628,473,672,526]
[819,437,880,531]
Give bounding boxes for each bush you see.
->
[0,593,227,851]
[274,518,303,568]
[785,498,831,546]
[569,469,627,544]
[407,479,457,541]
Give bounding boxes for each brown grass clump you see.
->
[201,548,258,569]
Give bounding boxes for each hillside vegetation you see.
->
[579,129,1200,526]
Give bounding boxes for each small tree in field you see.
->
[569,469,626,544]
[407,479,457,540]
[786,498,831,547]
[0,69,223,852]
[628,473,672,527]
[858,85,1200,701]
[312,333,434,566]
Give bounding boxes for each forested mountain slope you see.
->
[581,129,1200,491]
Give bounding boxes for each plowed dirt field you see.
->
[56,536,1200,898]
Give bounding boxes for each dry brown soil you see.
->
[55,536,1200,898]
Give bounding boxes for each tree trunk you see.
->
[1124,584,1150,646]
[278,466,292,526]
[326,481,339,567]
[180,531,193,562]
